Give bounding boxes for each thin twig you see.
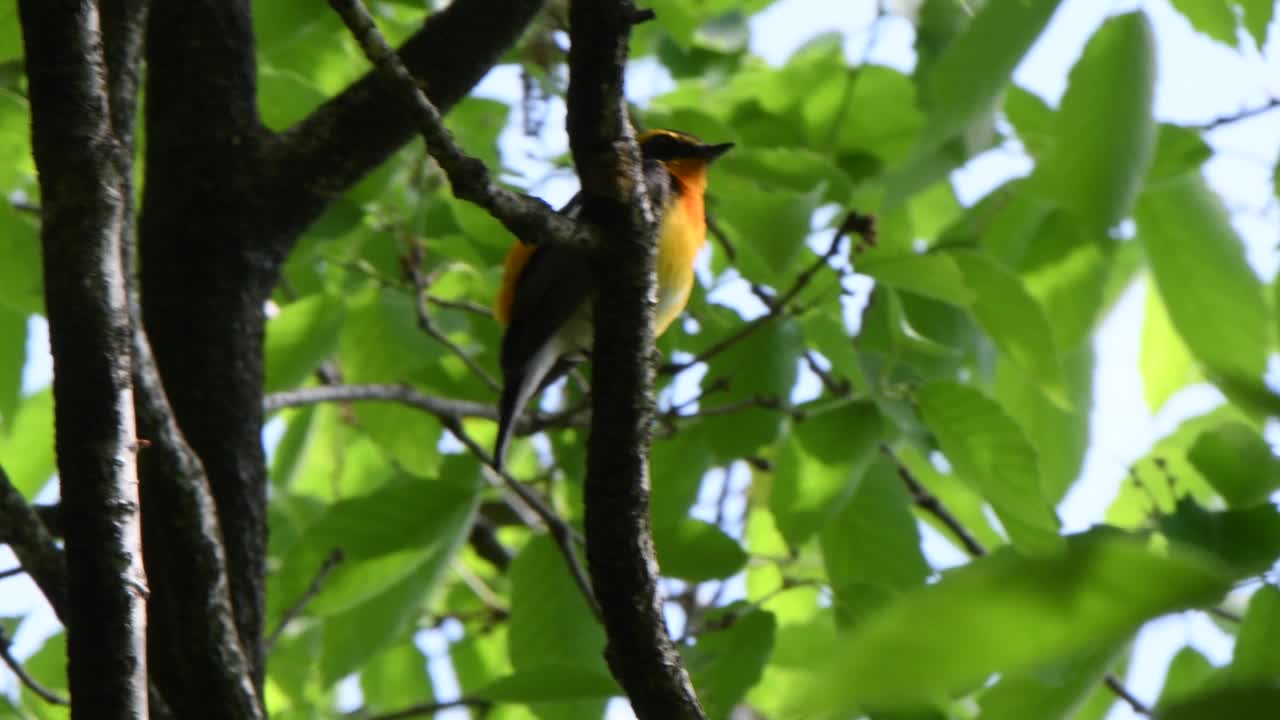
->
[889,452,986,558]
[0,626,68,706]
[403,237,500,391]
[0,566,24,580]
[664,211,874,374]
[1105,675,1153,717]
[437,414,601,620]
[1197,97,1280,131]
[265,549,346,652]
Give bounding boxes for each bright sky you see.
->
[5,0,1280,717]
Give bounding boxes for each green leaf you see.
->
[917,381,1062,553]
[977,641,1126,720]
[701,318,801,461]
[359,638,431,712]
[1137,173,1271,402]
[770,401,884,546]
[258,66,329,130]
[1003,85,1054,158]
[821,456,930,625]
[650,429,714,530]
[477,666,620,704]
[692,10,749,54]
[714,171,819,286]
[269,475,478,622]
[918,0,1063,150]
[1168,0,1240,46]
[687,609,777,720]
[265,294,345,393]
[994,347,1093,503]
[0,202,43,315]
[1018,211,1110,351]
[1140,282,1200,414]
[1188,422,1280,508]
[1229,585,1280,683]
[1032,11,1156,229]
[1239,0,1276,48]
[0,389,55,497]
[858,252,976,307]
[0,307,25,425]
[949,251,1066,405]
[653,517,747,582]
[1156,499,1280,577]
[1162,684,1280,720]
[1157,646,1217,709]
[1147,124,1213,183]
[508,536,607,669]
[787,531,1230,712]
[19,631,68,719]
[828,65,925,165]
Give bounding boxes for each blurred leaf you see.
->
[1157,646,1217,709]
[714,172,818,286]
[0,202,43,315]
[1156,499,1280,577]
[828,66,924,165]
[265,294,345,393]
[693,10,749,54]
[0,308,25,425]
[269,474,478,623]
[1032,12,1156,229]
[477,665,619,704]
[1168,0,1239,46]
[508,536,607,669]
[821,456,930,625]
[687,609,777,720]
[858,252,975,307]
[1229,585,1280,683]
[258,66,328,130]
[950,251,1066,405]
[0,389,55,497]
[1003,85,1054,158]
[918,0,1062,150]
[701,318,801,461]
[359,637,431,712]
[977,641,1126,720]
[787,531,1230,712]
[1147,124,1213,182]
[650,428,714,529]
[20,631,68,719]
[1239,0,1275,49]
[653,517,747,582]
[917,381,1062,553]
[1140,282,1200,414]
[771,401,884,546]
[1161,683,1280,720]
[995,347,1093,503]
[1188,422,1280,508]
[1137,173,1271,405]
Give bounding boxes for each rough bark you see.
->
[18,0,149,716]
[131,0,546,711]
[566,2,709,718]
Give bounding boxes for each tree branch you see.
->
[0,624,68,706]
[269,0,547,249]
[325,0,586,253]
[0,465,68,620]
[359,697,491,720]
[1196,96,1280,131]
[565,1,707,718]
[265,549,345,651]
[19,1,149,713]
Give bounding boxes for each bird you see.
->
[491,128,733,469]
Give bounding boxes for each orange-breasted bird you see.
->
[492,129,733,468]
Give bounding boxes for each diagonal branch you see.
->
[326,0,587,252]
[0,624,68,706]
[269,0,547,249]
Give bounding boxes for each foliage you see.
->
[2,0,1279,718]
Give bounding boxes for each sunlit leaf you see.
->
[1168,0,1240,46]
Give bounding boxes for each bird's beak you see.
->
[700,142,735,160]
